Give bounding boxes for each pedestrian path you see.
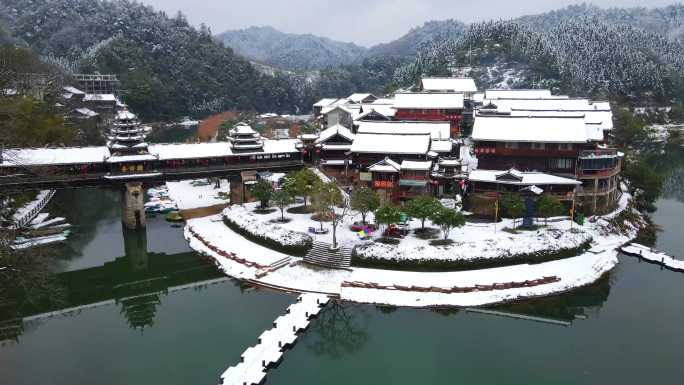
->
[219,293,330,385]
[621,243,684,272]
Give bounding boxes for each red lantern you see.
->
[316,149,321,154]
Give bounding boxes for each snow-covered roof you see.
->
[488,98,614,131]
[369,157,401,173]
[230,123,258,135]
[298,134,319,140]
[1,139,301,167]
[484,89,566,100]
[585,122,605,142]
[393,92,464,109]
[63,86,85,95]
[316,124,355,144]
[115,110,137,121]
[472,115,589,143]
[439,158,461,167]
[260,139,301,155]
[351,133,431,155]
[357,121,450,140]
[430,140,453,153]
[320,104,357,117]
[1,147,110,166]
[468,169,581,186]
[74,108,99,117]
[401,160,432,171]
[421,78,477,93]
[347,93,376,103]
[148,143,230,160]
[149,139,300,161]
[508,110,613,132]
[484,98,609,112]
[84,94,117,102]
[313,98,338,108]
[356,104,396,120]
[321,144,352,151]
[371,98,395,105]
[321,159,351,166]
[473,93,485,103]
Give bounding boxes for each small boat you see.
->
[165,211,184,222]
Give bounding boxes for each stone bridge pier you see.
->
[121,182,146,230]
[230,171,257,205]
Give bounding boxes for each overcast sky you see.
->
[140,0,680,47]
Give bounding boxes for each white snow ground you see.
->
[165,179,230,210]
[183,184,639,307]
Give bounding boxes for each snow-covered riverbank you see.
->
[183,184,642,307]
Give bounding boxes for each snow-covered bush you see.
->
[222,205,312,256]
[353,229,592,271]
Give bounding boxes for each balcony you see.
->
[579,149,620,159]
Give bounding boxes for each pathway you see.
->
[219,293,330,385]
[621,243,684,272]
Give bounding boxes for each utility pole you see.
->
[494,199,499,233]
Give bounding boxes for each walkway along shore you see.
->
[620,243,684,272]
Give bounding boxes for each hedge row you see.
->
[222,217,313,257]
[351,239,593,272]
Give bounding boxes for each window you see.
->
[558,143,573,150]
[505,142,519,149]
[550,158,574,169]
[531,143,546,150]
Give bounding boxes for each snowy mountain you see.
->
[394,15,684,103]
[519,4,684,40]
[367,19,466,58]
[217,26,366,71]
[217,20,466,71]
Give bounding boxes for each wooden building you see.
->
[471,103,622,214]
[392,93,464,137]
[467,169,581,217]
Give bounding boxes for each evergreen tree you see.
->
[405,195,441,231]
[271,189,295,222]
[374,205,401,234]
[430,207,466,241]
[350,186,380,224]
[251,180,273,209]
[501,193,525,228]
[537,195,564,225]
[290,169,320,209]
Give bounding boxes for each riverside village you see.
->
[2,4,684,384]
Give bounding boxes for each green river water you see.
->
[1,168,683,385]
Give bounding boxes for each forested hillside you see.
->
[519,3,684,40]
[394,18,684,103]
[0,0,302,119]
[3,0,684,119]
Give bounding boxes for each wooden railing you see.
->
[0,160,304,190]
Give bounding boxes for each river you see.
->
[1,175,683,385]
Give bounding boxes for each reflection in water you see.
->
[308,302,370,358]
[48,188,121,265]
[1,222,224,340]
[123,226,148,272]
[493,273,612,322]
[120,293,162,331]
